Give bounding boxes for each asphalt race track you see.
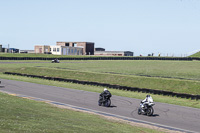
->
[0,79,200,133]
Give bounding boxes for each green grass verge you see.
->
[190,52,200,58]
[0,92,162,133]
[9,67,200,95]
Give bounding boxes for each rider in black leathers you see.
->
[100,88,112,101]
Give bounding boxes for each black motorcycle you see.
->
[138,102,155,116]
[98,95,111,107]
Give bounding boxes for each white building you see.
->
[50,46,83,55]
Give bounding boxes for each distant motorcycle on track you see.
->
[51,59,60,63]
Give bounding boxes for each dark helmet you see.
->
[146,95,150,97]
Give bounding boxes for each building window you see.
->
[53,48,56,52]
[71,49,73,53]
[57,48,59,52]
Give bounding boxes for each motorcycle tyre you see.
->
[138,108,142,115]
[104,99,111,107]
[98,100,102,106]
[146,107,154,116]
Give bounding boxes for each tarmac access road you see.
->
[0,79,200,133]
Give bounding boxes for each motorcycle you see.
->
[51,59,60,63]
[98,95,111,107]
[138,102,155,116]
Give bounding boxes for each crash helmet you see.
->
[146,95,150,98]
[104,88,108,91]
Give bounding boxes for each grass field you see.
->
[0,60,200,107]
[2,60,200,95]
[0,59,200,132]
[0,92,162,133]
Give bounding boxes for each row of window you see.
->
[50,48,60,52]
[67,48,82,55]
[50,47,82,55]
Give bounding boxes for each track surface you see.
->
[0,79,200,133]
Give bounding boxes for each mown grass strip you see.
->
[8,67,200,95]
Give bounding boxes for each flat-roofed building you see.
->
[94,51,133,56]
[56,42,94,55]
[50,46,83,55]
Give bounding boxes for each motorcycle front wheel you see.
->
[138,108,142,115]
[98,100,102,106]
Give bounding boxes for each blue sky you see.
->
[0,0,200,56]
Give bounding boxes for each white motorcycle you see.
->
[51,59,60,63]
[138,102,155,116]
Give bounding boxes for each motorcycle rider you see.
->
[100,88,112,101]
[141,95,153,110]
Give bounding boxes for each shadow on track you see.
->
[109,105,117,108]
[150,114,159,117]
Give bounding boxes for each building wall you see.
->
[124,51,134,56]
[94,51,133,56]
[35,45,50,53]
[85,43,94,55]
[50,46,62,55]
[76,42,87,55]
[20,50,35,54]
[50,46,83,55]
[56,42,94,55]
[2,48,8,53]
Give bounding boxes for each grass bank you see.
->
[9,67,200,95]
[0,92,162,133]
[190,51,200,58]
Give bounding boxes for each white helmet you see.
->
[104,88,107,91]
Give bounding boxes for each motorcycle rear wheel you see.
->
[146,107,154,116]
[98,100,102,106]
[104,99,111,107]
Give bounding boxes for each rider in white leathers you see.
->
[141,95,153,109]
